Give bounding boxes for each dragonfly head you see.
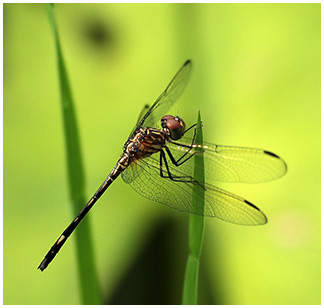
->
[161,115,185,140]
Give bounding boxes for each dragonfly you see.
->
[38,59,287,271]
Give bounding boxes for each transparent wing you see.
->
[121,155,267,225]
[134,60,192,131]
[136,104,150,126]
[167,137,287,183]
[128,104,150,139]
[121,159,143,184]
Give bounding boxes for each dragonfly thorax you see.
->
[123,127,166,162]
[124,128,146,155]
[161,115,186,141]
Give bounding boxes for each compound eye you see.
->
[166,118,180,130]
[161,115,175,129]
[161,115,185,140]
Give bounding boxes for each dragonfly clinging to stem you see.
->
[38,59,287,271]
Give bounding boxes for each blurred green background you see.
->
[3,3,320,305]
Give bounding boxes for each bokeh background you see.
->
[3,3,320,305]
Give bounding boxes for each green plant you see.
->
[46,4,101,304]
[182,110,205,305]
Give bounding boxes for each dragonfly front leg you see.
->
[167,123,202,166]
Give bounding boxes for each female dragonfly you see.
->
[38,60,287,271]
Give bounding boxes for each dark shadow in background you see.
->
[81,17,115,50]
[105,215,226,305]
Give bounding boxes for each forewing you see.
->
[122,154,267,225]
[136,104,150,126]
[128,104,150,139]
[167,137,287,183]
[135,60,192,130]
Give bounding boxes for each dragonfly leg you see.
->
[167,122,203,166]
[164,145,196,168]
[159,150,204,189]
[182,121,203,143]
[183,123,197,135]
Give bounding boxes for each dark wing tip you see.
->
[263,150,288,175]
[244,200,268,225]
[244,199,260,210]
[184,59,192,65]
[263,150,280,158]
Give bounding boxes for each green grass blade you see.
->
[182,110,205,305]
[46,4,101,304]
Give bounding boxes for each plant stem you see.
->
[182,110,205,305]
[46,4,101,304]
